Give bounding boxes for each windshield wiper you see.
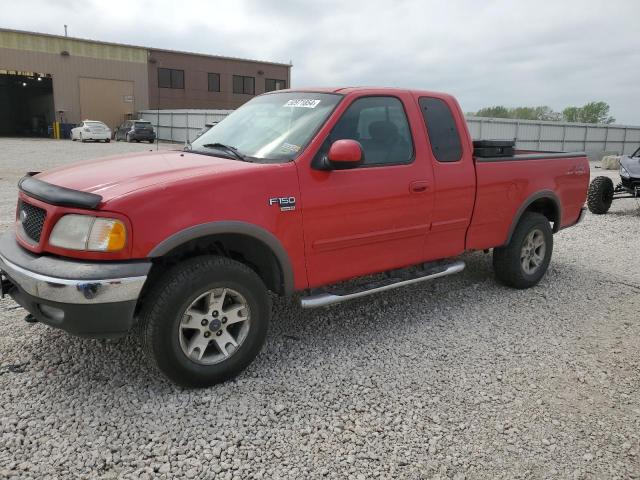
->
[201,143,248,162]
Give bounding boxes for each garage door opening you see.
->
[0,71,54,137]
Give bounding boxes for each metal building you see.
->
[0,28,291,136]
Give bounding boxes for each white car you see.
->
[71,120,111,143]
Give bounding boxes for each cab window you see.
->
[325,96,414,166]
[419,97,463,162]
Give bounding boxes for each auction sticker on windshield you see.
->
[284,99,321,108]
[280,143,301,154]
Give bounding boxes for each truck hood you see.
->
[35,150,265,204]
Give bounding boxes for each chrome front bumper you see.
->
[0,253,147,304]
[0,231,152,337]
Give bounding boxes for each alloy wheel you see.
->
[178,288,251,365]
[520,229,546,275]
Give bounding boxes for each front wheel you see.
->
[140,256,270,387]
[493,212,553,289]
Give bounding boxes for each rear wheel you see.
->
[493,212,553,289]
[140,256,270,387]
[587,176,614,214]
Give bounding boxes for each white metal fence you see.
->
[140,109,640,156]
[139,109,233,144]
[466,117,640,156]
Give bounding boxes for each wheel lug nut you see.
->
[201,319,208,326]
[216,331,222,336]
[204,331,210,338]
[222,317,227,324]
[212,311,219,317]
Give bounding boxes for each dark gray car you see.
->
[114,120,156,143]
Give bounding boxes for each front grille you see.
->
[19,201,47,243]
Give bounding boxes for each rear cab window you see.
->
[419,97,463,162]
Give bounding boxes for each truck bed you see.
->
[466,150,590,250]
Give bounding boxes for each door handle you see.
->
[410,181,430,193]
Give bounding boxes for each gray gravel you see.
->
[1,138,639,479]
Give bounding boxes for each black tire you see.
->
[139,256,271,387]
[149,139,155,144]
[493,212,553,289]
[587,176,614,214]
[135,139,140,143]
[105,138,111,143]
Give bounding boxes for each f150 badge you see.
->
[269,196,296,212]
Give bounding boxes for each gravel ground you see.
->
[0,138,639,479]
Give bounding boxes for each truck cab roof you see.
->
[268,86,455,99]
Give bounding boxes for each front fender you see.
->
[147,221,295,295]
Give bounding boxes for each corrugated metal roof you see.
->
[0,29,147,63]
[0,27,292,68]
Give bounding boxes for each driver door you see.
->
[297,93,434,288]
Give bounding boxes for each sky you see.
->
[4,0,640,124]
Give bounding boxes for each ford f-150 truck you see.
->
[0,88,589,387]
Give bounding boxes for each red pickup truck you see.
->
[0,88,589,386]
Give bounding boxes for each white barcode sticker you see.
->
[283,99,321,108]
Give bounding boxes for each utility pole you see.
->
[64,25,68,37]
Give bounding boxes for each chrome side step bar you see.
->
[300,260,465,309]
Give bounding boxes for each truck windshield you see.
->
[190,92,342,162]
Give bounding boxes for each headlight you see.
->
[620,165,630,179]
[49,215,126,251]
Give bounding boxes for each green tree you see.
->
[473,101,615,124]
[562,106,580,122]
[579,101,615,124]
[562,102,615,124]
[474,106,510,118]
[473,105,560,121]
[510,107,537,120]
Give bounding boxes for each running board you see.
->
[300,260,465,309]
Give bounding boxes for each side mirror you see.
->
[314,139,364,170]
